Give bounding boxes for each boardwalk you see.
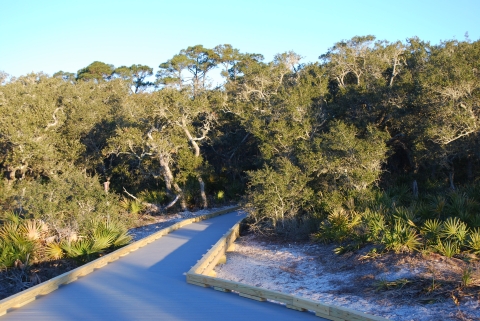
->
[1,211,323,320]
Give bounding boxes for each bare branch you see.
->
[45,107,63,131]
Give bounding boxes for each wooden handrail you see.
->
[0,206,241,316]
[186,218,389,321]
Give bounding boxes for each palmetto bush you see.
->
[313,208,362,243]
[428,195,447,219]
[381,219,421,253]
[441,217,469,244]
[362,208,387,242]
[466,228,480,254]
[0,219,38,268]
[0,209,133,267]
[138,190,169,206]
[434,239,460,258]
[421,219,442,245]
[119,198,144,215]
[46,217,132,263]
[469,215,480,228]
[312,184,480,259]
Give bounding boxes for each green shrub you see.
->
[46,218,132,263]
[313,208,362,243]
[434,239,460,258]
[362,209,386,242]
[441,217,469,244]
[245,158,314,235]
[381,219,421,253]
[421,219,442,245]
[466,228,480,254]
[0,221,37,268]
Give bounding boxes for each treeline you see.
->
[0,36,480,268]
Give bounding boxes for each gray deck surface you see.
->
[2,211,324,320]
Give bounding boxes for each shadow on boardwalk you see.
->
[1,211,323,321]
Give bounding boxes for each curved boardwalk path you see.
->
[2,210,323,320]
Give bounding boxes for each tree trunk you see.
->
[181,122,201,157]
[159,156,174,192]
[181,121,208,208]
[174,182,187,210]
[412,180,418,198]
[355,72,360,86]
[448,171,455,190]
[103,181,110,194]
[159,155,186,210]
[389,63,396,87]
[198,176,208,208]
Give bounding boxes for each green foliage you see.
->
[466,228,480,254]
[461,268,473,288]
[421,219,443,245]
[45,242,64,260]
[441,217,469,244]
[362,209,387,242]
[77,61,114,82]
[307,121,389,192]
[434,239,460,258]
[61,239,97,262]
[1,38,480,265]
[0,220,37,268]
[137,190,168,205]
[113,64,153,93]
[216,190,225,202]
[312,185,480,258]
[381,219,421,253]
[119,198,144,215]
[46,217,131,263]
[314,208,362,243]
[15,169,130,233]
[245,158,314,235]
[375,278,410,291]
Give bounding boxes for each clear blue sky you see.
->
[1,0,479,78]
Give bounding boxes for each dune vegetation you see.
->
[0,36,479,295]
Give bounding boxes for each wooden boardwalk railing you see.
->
[0,206,240,317]
[186,218,389,321]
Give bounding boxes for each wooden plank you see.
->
[217,255,227,265]
[315,311,345,321]
[187,273,388,321]
[286,304,307,312]
[187,273,294,305]
[191,242,225,274]
[213,286,231,292]
[187,280,209,288]
[94,262,108,269]
[294,297,388,321]
[201,244,228,275]
[189,222,240,275]
[329,306,387,321]
[189,220,241,275]
[239,293,266,302]
[293,297,330,315]
[208,271,217,277]
[63,277,78,285]
[0,206,241,316]
[12,296,36,309]
[38,285,59,296]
